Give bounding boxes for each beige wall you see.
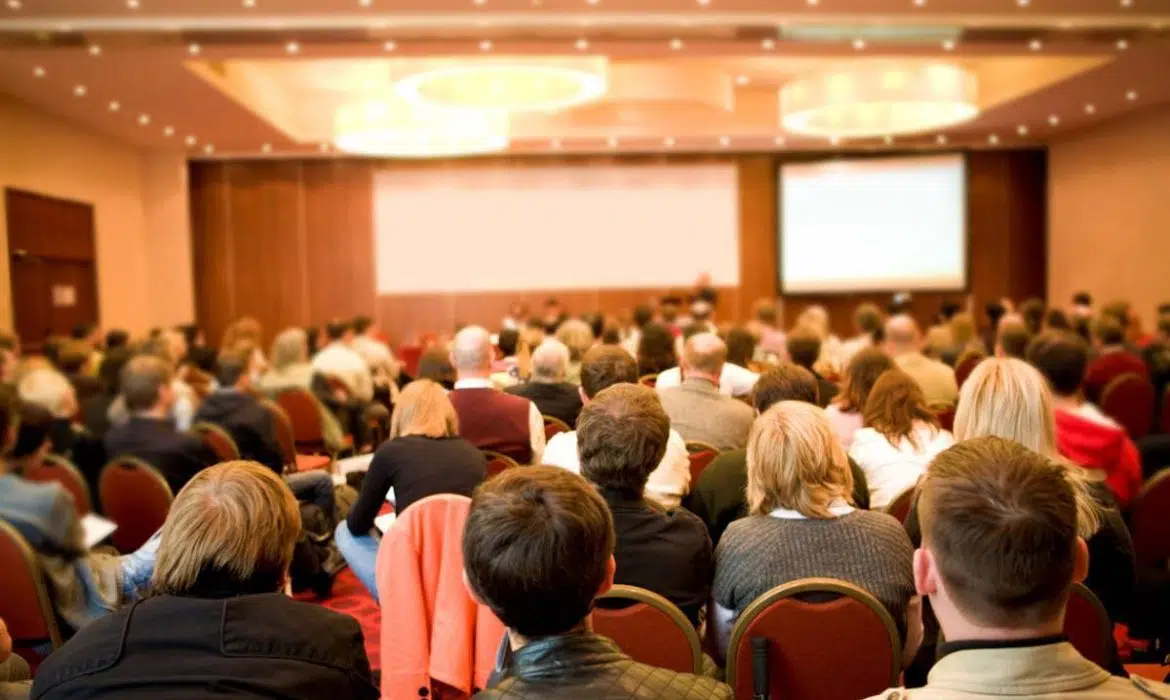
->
[0,95,194,336]
[1049,104,1170,326]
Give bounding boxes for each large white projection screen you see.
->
[780,154,967,293]
[373,164,740,294]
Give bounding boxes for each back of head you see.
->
[580,346,638,399]
[577,384,669,496]
[863,368,938,444]
[854,302,884,335]
[152,460,301,597]
[1101,300,1131,329]
[985,301,1006,327]
[56,340,91,375]
[754,299,778,326]
[1026,331,1088,397]
[463,466,615,638]
[18,367,76,419]
[632,305,653,329]
[98,348,132,393]
[178,324,201,350]
[786,325,822,370]
[724,327,756,367]
[11,400,52,461]
[954,357,1055,455]
[937,300,961,323]
[71,322,96,342]
[636,323,677,375]
[390,379,458,439]
[214,348,251,388]
[919,437,1079,628]
[1045,309,1071,332]
[837,347,895,413]
[795,305,829,337]
[324,319,350,343]
[1072,291,1093,308]
[555,319,594,363]
[747,401,852,518]
[417,347,457,387]
[121,355,173,412]
[682,332,727,378]
[885,314,921,352]
[1018,298,1046,334]
[752,363,819,411]
[451,325,492,373]
[497,328,520,358]
[0,387,16,455]
[352,315,373,335]
[949,312,977,347]
[270,328,308,371]
[531,339,570,383]
[1093,313,1125,346]
[996,318,1031,359]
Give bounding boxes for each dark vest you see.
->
[448,387,533,463]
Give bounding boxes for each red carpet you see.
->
[301,569,382,669]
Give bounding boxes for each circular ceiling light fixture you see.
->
[779,62,979,138]
[394,58,607,113]
[333,97,510,158]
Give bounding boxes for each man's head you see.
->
[884,314,922,356]
[1018,298,1046,335]
[580,346,638,401]
[10,401,54,466]
[531,339,570,384]
[121,355,175,413]
[1027,332,1088,398]
[497,328,519,358]
[681,332,727,383]
[1101,300,1132,330]
[577,384,669,497]
[916,437,1088,635]
[1072,291,1093,309]
[1093,313,1125,348]
[854,303,884,336]
[995,317,1031,359]
[55,340,92,376]
[786,326,822,371]
[352,315,375,337]
[18,367,78,419]
[214,348,254,390]
[451,325,493,377]
[632,305,653,329]
[751,363,819,411]
[71,322,99,348]
[463,467,616,640]
[324,319,352,344]
[105,329,129,351]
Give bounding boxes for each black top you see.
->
[194,389,284,474]
[599,488,712,627]
[505,381,584,428]
[937,634,1068,660]
[31,593,378,700]
[812,371,840,408]
[347,434,486,533]
[104,416,219,494]
[48,418,107,500]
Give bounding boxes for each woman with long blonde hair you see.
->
[334,380,486,597]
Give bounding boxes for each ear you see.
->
[578,386,589,405]
[1071,537,1090,584]
[913,547,939,598]
[596,555,616,598]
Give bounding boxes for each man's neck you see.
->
[683,371,721,385]
[457,369,491,381]
[508,619,591,652]
[940,618,1064,645]
[133,406,170,420]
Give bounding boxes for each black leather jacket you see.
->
[476,633,731,699]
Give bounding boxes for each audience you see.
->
[32,461,378,700]
[145,329,198,431]
[981,300,1007,352]
[825,348,895,450]
[178,323,217,376]
[635,322,678,377]
[195,349,284,473]
[350,315,398,389]
[336,380,483,597]
[1019,297,1046,335]
[621,304,653,359]
[994,315,1031,359]
[17,367,106,490]
[104,329,129,352]
[1083,313,1149,404]
[786,326,839,407]
[311,320,374,403]
[840,302,884,365]
[257,327,346,453]
[711,401,918,663]
[448,326,544,464]
[464,467,732,699]
[80,347,130,439]
[747,298,787,361]
[944,311,983,366]
[416,346,456,390]
[56,340,103,404]
[658,333,755,451]
[849,369,955,509]
[504,339,584,427]
[866,437,1169,700]
[554,319,594,385]
[885,315,959,408]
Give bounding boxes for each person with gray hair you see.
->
[447,325,545,463]
[657,333,755,451]
[884,314,959,408]
[505,339,584,427]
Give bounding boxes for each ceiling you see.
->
[0,0,1167,158]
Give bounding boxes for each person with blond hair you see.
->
[711,401,918,663]
[554,318,594,385]
[33,461,377,700]
[336,380,485,597]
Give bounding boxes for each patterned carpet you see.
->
[301,568,382,669]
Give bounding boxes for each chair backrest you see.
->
[885,486,917,524]
[260,398,298,471]
[276,388,327,452]
[191,421,240,463]
[1064,583,1112,669]
[1131,469,1170,569]
[482,450,520,479]
[398,344,423,378]
[98,456,174,552]
[726,577,901,700]
[24,454,92,515]
[543,415,572,441]
[1161,385,1170,435]
[931,404,955,433]
[0,520,63,653]
[954,351,985,388]
[638,373,658,389]
[1100,372,1155,440]
[685,440,720,485]
[593,585,702,674]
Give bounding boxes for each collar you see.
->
[598,486,651,509]
[927,638,1112,696]
[681,376,719,391]
[769,499,854,520]
[454,378,495,390]
[505,633,627,681]
[938,634,1067,659]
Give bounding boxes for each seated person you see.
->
[310,320,374,403]
[1028,332,1142,508]
[416,347,456,390]
[712,401,918,664]
[636,322,678,377]
[865,437,1170,700]
[32,460,378,700]
[505,339,583,427]
[654,352,760,398]
[448,326,544,464]
[577,384,711,627]
[104,356,219,494]
[542,346,690,510]
[145,329,198,431]
[17,367,106,493]
[256,328,347,455]
[1083,313,1149,404]
[657,333,755,451]
[336,379,485,598]
[995,315,1032,359]
[555,319,594,386]
[55,340,104,404]
[80,348,131,441]
[885,315,959,409]
[786,325,840,407]
[825,348,895,451]
[465,467,732,699]
[686,364,871,546]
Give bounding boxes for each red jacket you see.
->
[1083,350,1149,404]
[1054,408,1143,508]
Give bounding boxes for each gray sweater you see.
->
[713,510,915,638]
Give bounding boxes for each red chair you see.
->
[482,450,520,479]
[932,405,955,433]
[98,456,173,552]
[24,454,92,515]
[954,351,985,388]
[1131,469,1170,570]
[0,520,63,664]
[1100,373,1155,440]
[885,486,918,524]
[276,387,341,456]
[638,373,658,389]
[1161,386,1170,435]
[543,415,572,441]
[593,585,702,674]
[1064,583,1112,670]
[726,578,901,700]
[261,399,331,473]
[191,422,240,463]
[685,440,720,485]
[398,344,423,378]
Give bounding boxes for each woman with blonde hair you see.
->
[711,401,917,664]
[826,348,894,450]
[849,369,955,508]
[555,319,595,385]
[334,380,486,597]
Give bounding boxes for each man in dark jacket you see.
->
[464,466,732,699]
[505,338,583,427]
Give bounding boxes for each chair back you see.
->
[593,585,702,674]
[398,344,423,378]
[954,351,985,388]
[543,415,572,441]
[726,578,901,700]
[0,520,63,656]
[1100,373,1155,440]
[685,440,720,485]
[1064,583,1112,669]
[638,373,658,389]
[1131,469,1170,569]
[482,450,520,479]
[260,398,298,471]
[276,387,327,453]
[885,486,917,524]
[98,456,174,552]
[931,405,955,433]
[24,454,92,515]
[1161,386,1170,435]
[191,422,240,463]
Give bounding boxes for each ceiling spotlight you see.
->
[108,100,120,111]
[550,138,562,149]
[884,135,894,145]
[1017,124,1029,136]
[852,38,867,50]
[479,39,492,51]
[1048,114,1060,126]
[360,0,373,5]
[73,84,87,97]
[1084,103,1096,114]
[735,75,750,86]
[32,65,45,77]
[474,0,486,5]
[188,43,200,55]
[1029,38,1042,51]
[664,136,676,147]
[942,38,956,51]
[914,0,926,5]
[204,144,214,154]
[126,0,139,8]
[762,38,776,50]
[88,44,102,56]
[319,142,329,152]
[698,0,711,5]
[6,0,21,9]
[936,134,947,144]
[607,136,618,148]
[285,41,300,54]
[1126,89,1139,100]
[774,135,786,146]
[669,38,684,50]
[261,143,272,153]
[243,0,256,6]
[1120,0,1132,6]
[807,0,819,6]
[138,114,151,125]
[383,40,397,51]
[575,38,589,50]
[988,134,1000,145]
[586,0,599,5]
[185,135,197,146]
[1017,0,1029,6]
[1116,38,1129,50]
[163,126,174,136]
[719,135,731,147]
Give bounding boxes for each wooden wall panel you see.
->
[736,157,778,322]
[303,160,377,322]
[189,163,234,345]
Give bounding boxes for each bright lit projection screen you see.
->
[780,154,967,293]
[373,164,740,293]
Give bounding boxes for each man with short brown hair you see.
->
[866,436,1170,699]
[1083,313,1149,405]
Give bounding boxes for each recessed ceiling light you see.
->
[359,0,373,5]
[913,0,926,6]
[88,44,102,56]
[575,38,589,50]
[261,143,272,153]
[698,0,711,5]
[1048,114,1060,125]
[383,40,397,51]
[988,134,1000,145]
[138,114,151,125]
[108,100,120,111]
[479,39,492,51]
[1017,124,1029,136]
[1116,38,1129,50]
[319,142,329,152]
[163,126,174,136]
[664,136,676,147]
[852,38,867,50]
[936,134,948,144]
[884,135,894,145]
[32,65,44,77]
[204,144,215,154]
[586,0,600,5]
[550,138,562,149]
[6,0,21,10]
[774,135,786,146]
[126,0,139,8]
[942,38,956,51]
[607,136,618,148]
[1126,89,1139,100]
[761,38,776,50]
[285,41,299,54]
[1120,0,1132,7]
[807,0,818,5]
[1029,39,1042,51]
[73,84,87,97]
[243,0,256,6]
[669,38,684,50]
[185,135,197,146]
[1017,0,1029,6]
[473,0,486,5]
[188,43,200,55]
[735,75,750,86]
[719,135,731,147]
[1084,103,1096,114]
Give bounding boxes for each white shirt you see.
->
[849,422,955,509]
[453,378,545,464]
[311,342,374,402]
[655,363,759,398]
[825,404,864,451]
[352,335,395,378]
[1068,401,1121,429]
[541,428,691,510]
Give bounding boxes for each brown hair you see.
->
[580,346,638,399]
[996,319,1031,359]
[1093,313,1125,346]
[577,384,669,496]
[919,437,1079,627]
[390,379,458,439]
[834,347,894,414]
[751,363,819,411]
[862,369,940,449]
[121,355,174,412]
[786,326,822,371]
[747,402,853,518]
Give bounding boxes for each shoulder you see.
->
[620,661,733,699]
[545,430,576,452]
[849,428,885,452]
[719,516,775,547]
[667,504,710,538]
[845,510,913,541]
